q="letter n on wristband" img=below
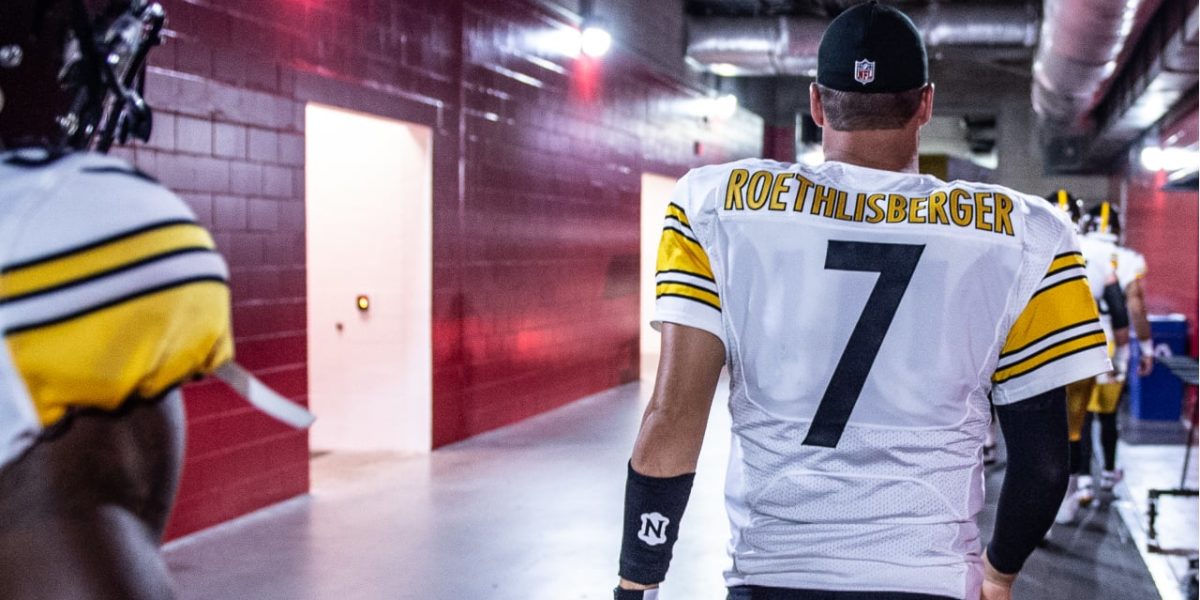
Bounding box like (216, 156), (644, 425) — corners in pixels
(618, 461), (695, 584)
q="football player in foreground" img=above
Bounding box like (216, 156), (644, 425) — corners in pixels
(0, 2), (231, 598)
(614, 3), (1111, 599)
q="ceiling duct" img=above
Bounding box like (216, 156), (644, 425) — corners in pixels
(1031, 0), (1144, 128)
(687, 4), (1041, 77)
(1040, 0), (1198, 172)
(1087, 0), (1198, 163)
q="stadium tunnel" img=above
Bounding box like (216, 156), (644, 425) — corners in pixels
(1, 0), (1196, 598)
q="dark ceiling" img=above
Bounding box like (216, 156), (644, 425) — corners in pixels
(686, 0), (1034, 18)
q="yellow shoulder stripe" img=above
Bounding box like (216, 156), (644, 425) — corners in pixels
(7, 280), (233, 426)
(1000, 277), (1099, 354)
(657, 228), (714, 280)
(1046, 252), (1085, 275)
(666, 203), (690, 227)
(656, 282), (720, 311)
(0, 222), (215, 301)
(993, 331), (1107, 384)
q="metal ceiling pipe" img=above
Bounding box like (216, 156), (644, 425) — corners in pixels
(686, 4), (1040, 77)
(1031, 0), (1143, 126)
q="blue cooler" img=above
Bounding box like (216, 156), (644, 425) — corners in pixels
(1127, 314), (1189, 421)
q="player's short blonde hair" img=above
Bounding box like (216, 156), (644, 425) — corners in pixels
(816, 84), (926, 131)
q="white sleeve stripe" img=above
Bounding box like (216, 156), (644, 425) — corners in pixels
(1, 252), (228, 334)
(997, 320), (1106, 368)
(1037, 267), (1086, 291)
(655, 272), (718, 293)
(663, 222), (700, 244)
(993, 348), (1112, 405)
(656, 268), (715, 283)
(994, 340), (1110, 385)
(664, 214), (695, 234)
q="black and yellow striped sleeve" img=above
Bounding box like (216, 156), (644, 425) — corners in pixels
(992, 250), (1111, 403)
(652, 198), (724, 343)
(0, 219), (233, 427)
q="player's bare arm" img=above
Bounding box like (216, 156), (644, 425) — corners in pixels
(617, 323), (724, 593)
(1125, 279), (1154, 376)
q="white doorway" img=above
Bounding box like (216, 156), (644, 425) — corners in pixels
(640, 173), (680, 381)
(305, 103), (432, 454)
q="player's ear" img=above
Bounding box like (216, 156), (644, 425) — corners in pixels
(810, 83), (826, 127)
(915, 83), (935, 127)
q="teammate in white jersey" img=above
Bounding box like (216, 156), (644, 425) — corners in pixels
(1047, 192), (1127, 522)
(1079, 202), (1154, 495)
(0, 2), (233, 598)
(614, 4), (1110, 600)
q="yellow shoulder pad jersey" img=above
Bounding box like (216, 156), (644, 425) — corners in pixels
(0, 150), (233, 469)
(652, 158), (1111, 599)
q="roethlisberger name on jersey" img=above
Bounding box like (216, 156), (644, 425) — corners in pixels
(723, 169), (1015, 236)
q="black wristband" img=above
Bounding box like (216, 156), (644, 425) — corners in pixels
(618, 461), (695, 585)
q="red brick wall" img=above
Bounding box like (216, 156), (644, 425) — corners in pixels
(108, 0), (760, 538)
(1118, 106), (1199, 356)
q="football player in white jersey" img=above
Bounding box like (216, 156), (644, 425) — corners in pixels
(1078, 202), (1153, 495)
(613, 3), (1110, 600)
(0, 2), (233, 598)
(1045, 192), (1127, 522)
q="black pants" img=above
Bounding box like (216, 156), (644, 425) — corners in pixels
(728, 586), (957, 600)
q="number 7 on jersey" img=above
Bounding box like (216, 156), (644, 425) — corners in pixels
(803, 241), (925, 448)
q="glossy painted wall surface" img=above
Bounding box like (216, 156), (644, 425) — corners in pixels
(1118, 106), (1199, 356)
(110, 0), (760, 538)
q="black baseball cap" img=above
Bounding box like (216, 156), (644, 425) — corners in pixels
(817, 1), (928, 93)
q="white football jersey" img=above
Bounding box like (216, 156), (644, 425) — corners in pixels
(0, 149), (233, 472)
(652, 158), (1111, 599)
(1078, 234), (1122, 339)
(1115, 245), (1147, 291)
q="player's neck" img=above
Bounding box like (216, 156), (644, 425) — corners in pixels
(820, 129), (920, 173)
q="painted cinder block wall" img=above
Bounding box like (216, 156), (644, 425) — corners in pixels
(112, 0), (760, 539)
(1118, 105), (1199, 357)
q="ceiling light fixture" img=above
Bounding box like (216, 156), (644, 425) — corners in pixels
(580, 20), (612, 58)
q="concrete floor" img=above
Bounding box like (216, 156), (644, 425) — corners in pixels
(164, 378), (1169, 600)
(1110, 437), (1199, 600)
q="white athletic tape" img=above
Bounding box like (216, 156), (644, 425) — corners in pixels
(215, 362), (315, 429)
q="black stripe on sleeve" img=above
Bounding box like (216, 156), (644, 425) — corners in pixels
(655, 292), (721, 312)
(998, 329), (1108, 370)
(664, 214), (694, 233)
(1030, 274), (1088, 300)
(998, 317), (1103, 359)
(656, 279), (718, 297)
(0, 247), (219, 306)
(655, 268), (715, 283)
(661, 227), (704, 251)
(1043, 263), (1086, 279)
(993, 341), (1108, 385)
(2, 219), (199, 274)
(4, 276), (228, 336)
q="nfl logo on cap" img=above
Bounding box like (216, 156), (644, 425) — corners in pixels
(854, 59), (875, 85)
